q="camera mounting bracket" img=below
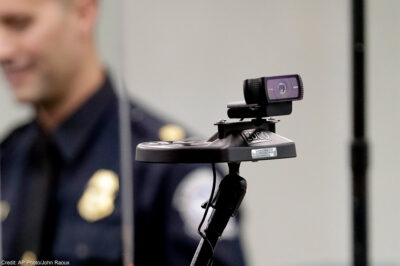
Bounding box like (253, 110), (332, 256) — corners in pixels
(136, 118), (296, 163)
(227, 101), (293, 119)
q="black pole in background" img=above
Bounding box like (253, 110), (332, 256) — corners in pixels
(351, 0), (369, 266)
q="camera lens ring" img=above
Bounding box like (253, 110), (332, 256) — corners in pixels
(278, 82), (287, 95)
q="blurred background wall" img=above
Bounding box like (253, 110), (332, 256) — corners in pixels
(0, 0), (399, 265)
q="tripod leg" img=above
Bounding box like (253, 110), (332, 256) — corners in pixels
(191, 163), (247, 266)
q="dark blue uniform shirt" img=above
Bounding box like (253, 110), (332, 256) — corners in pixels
(0, 77), (245, 265)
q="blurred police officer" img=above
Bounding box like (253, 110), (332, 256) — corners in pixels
(0, 0), (245, 265)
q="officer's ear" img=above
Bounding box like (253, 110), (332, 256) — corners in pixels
(70, 0), (99, 38)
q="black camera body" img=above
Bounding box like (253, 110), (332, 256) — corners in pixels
(228, 74), (303, 118)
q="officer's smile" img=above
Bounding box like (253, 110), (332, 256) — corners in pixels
(2, 60), (35, 87)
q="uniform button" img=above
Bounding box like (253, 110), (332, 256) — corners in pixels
(21, 251), (37, 266)
(1, 201), (10, 222)
(159, 124), (186, 141)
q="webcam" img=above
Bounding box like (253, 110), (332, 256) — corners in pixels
(228, 74), (303, 118)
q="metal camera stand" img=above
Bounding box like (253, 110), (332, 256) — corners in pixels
(136, 116), (298, 265)
(190, 161), (246, 266)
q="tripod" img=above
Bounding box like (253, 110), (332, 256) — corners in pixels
(190, 162), (246, 266)
(137, 117), (298, 265)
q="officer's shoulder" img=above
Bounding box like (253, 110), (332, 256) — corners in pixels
(0, 121), (34, 153)
(129, 99), (188, 142)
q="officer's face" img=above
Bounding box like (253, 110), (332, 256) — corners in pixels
(0, 0), (84, 105)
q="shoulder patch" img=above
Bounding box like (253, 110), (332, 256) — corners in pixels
(77, 169), (119, 222)
(172, 168), (238, 240)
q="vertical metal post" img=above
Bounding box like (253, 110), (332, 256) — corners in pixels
(351, 0), (369, 265)
(191, 162), (246, 266)
(117, 0), (135, 265)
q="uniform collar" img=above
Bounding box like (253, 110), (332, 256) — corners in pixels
(48, 76), (117, 163)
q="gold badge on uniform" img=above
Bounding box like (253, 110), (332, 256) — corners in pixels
(159, 124), (186, 141)
(78, 170), (119, 222)
(1, 201), (10, 222)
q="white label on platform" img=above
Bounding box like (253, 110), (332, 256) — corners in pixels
(251, 147), (277, 159)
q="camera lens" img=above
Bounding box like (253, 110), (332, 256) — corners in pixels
(278, 82), (287, 95)
(244, 74), (302, 104)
